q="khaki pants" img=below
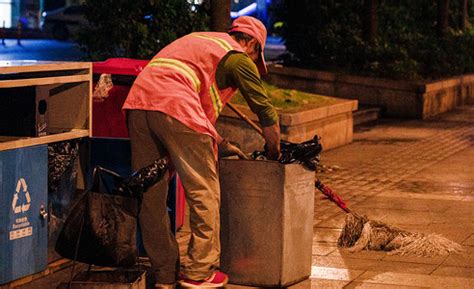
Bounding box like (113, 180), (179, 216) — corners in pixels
(127, 110), (220, 282)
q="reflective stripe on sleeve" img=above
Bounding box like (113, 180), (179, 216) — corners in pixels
(209, 82), (223, 118)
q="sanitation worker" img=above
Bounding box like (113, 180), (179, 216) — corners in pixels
(123, 16), (280, 289)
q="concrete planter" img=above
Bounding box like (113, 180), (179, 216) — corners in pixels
(264, 64), (474, 119)
(216, 95), (357, 153)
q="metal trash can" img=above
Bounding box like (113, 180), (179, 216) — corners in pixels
(220, 159), (314, 287)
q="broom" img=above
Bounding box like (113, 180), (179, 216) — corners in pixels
(227, 103), (463, 257)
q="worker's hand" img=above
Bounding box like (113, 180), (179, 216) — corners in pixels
(262, 123), (281, 160)
(218, 139), (249, 159)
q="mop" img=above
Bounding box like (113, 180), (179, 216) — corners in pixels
(315, 181), (463, 257)
(227, 103), (463, 257)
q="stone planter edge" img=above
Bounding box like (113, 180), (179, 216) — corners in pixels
(218, 96), (357, 150)
(221, 98), (358, 127)
(265, 64), (474, 119)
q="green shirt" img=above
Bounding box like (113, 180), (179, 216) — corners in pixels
(216, 51), (278, 127)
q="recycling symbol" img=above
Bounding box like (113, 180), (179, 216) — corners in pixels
(12, 178), (31, 214)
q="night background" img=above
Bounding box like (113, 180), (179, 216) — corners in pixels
(0, 1), (473, 289)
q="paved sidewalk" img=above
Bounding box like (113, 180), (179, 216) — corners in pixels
(9, 105), (473, 288)
(307, 105), (474, 288)
(177, 106), (473, 288)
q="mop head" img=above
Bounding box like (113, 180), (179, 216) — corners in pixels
(338, 213), (463, 257)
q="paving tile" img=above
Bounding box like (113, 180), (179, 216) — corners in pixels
(274, 278), (350, 289)
(358, 183), (378, 191)
(312, 256), (437, 274)
(313, 243), (337, 256)
(310, 266), (364, 281)
(353, 270), (474, 288)
(442, 203), (474, 217)
(462, 234), (474, 246)
(315, 213), (346, 229)
(429, 211), (474, 225)
(315, 201), (341, 213)
(381, 252), (447, 265)
(353, 175), (367, 181)
(329, 179), (346, 185)
(431, 265), (474, 278)
(313, 215), (333, 224)
(329, 248), (386, 260)
(346, 195), (369, 204)
(407, 149), (474, 184)
(425, 225), (473, 244)
(227, 282), (319, 289)
(462, 195), (474, 201)
(393, 182), (473, 198)
(344, 281), (429, 288)
(314, 208), (332, 216)
(308, 279), (350, 289)
(313, 228), (341, 243)
(314, 201), (332, 209)
(227, 283), (314, 289)
(442, 246), (474, 268)
(368, 186), (387, 193)
(378, 189), (465, 201)
(351, 196), (452, 212)
(355, 209), (435, 226)
(374, 177), (389, 183)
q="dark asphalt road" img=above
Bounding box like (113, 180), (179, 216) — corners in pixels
(0, 39), (85, 61)
(0, 37), (285, 62)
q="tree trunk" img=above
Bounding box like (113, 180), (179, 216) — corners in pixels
(210, 0), (231, 32)
(460, 0), (470, 30)
(437, 0), (450, 35)
(363, 0), (378, 43)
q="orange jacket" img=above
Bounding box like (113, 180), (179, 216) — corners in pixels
(123, 32), (244, 143)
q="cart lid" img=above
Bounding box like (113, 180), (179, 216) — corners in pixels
(93, 58), (149, 76)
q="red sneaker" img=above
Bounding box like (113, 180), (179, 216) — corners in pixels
(178, 271), (228, 288)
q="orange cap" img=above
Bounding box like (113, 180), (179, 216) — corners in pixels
(229, 16), (267, 75)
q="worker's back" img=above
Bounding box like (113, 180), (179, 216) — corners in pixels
(123, 32), (243, 140)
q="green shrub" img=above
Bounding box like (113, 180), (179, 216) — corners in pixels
(77, 0), (209, 60)
(277, 0), (474, 80)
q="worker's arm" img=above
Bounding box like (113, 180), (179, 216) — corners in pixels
(216, 52), (280, 159)
(262, 123), (280, 160)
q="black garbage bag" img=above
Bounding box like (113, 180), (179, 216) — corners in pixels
(55, 158), (169, 267)
(251, 135), (323, 171)
(279, 135), (323, 170)
(114, 158), (169, 199)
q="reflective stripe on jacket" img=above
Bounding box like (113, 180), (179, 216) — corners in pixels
(123, 32), (244, 143)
